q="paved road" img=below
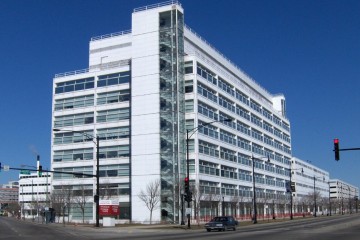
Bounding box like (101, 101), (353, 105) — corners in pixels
(1, 214), (360, 240)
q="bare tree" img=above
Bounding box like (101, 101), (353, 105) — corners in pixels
(204, 192), (221, 220)
(191, 182), (203, 225)
(50, 186), (71, 223)
(229, 195), (241, 218)
(138, 180), (161, 224)
(73, 185), (91, 223)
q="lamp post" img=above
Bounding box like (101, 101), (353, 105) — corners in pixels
(341, 184), (344, 215)
(313, 175), (324, 217)
(185, 118), (231, 228)
(53, 129), (100, 227)
(347, 185), (351, 214)
(289, 168), (303, 220)
(251, 154), (270, 224)
(328, 181), (332, 216)
(222, 196), (225, 216)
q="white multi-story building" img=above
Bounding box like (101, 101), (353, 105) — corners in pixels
(329, 179), (359, 214)
(291, 157), (330, 216)
(52, 1), (343, 224)
(19, 172), (51, 219)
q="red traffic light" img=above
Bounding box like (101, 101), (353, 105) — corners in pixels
(184, 177), (189, 183)
(334, 138), (340, 161)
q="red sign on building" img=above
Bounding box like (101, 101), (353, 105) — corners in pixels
(99, 205), (120, 216)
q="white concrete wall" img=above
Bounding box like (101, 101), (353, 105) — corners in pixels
(130, 7), (161, 223)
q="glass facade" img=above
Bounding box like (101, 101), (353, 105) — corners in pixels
(159, 9), (185, 223)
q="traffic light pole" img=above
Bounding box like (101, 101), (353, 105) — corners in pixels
(184, 119), (232, 228)
(333, 138), (360, 161)
(186, 129), (190, 229)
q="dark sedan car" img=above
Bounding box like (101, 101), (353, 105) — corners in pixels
(204, 216), (238, 232)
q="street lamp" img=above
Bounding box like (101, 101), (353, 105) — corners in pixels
(251, 154), (270, 224)
(289, 168), (303, 220)
(328, 181), (332, 216)
(313, 175), (325, 217)
(185, 118), (231, 228)
(53, 128), (100, 227)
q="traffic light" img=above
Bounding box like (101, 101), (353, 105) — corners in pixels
(38, 165), (42, 177)
(334, 138), (340, 161)
(184, 192), (192, 202)
(184, 177), (190, 194)
(290, 181), (296, 192)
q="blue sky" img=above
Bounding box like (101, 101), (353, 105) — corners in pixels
(0, 0), (359, 188)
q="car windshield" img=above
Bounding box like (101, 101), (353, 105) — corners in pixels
(212, 217), (228, 222)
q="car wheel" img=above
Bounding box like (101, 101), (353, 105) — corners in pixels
(207, 229), (211, 232)
(233, 226), (236, 231)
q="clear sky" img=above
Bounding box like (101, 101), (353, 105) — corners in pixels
(0, 0), (359, 188)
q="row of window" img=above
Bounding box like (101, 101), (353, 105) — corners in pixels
(54, 90), (130, 111)
(197, 85), (291, 145)
(199, 181), (288, 198)
(198, 157), (289, 181)
(192, 63), (290, 132)
(197, 119), (292, 163)
(53, 145), (130, 162)
(55, 71), (130, 94)
(53, 165), (129, 179)
(196, 139), (290, 174)
(54, 108), (129, 128)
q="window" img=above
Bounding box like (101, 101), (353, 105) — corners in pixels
(238, 153), (251, 166)
(218, 78), (235, 96)
(54, 112), (94, 128)
(237, 137), (251, 151)
(55, 77), (94, 94)
(220, 147), (237, 162)
(185, 61), (193, 74)
(97, 90), (130, 105)
(198, 120), (218, 139)
(220, 130), (236, 146)
(250, 100), (262, 114)
(97, 71), (130, 87)
(198, 101), (218, 120)
(55, 95), (94, 111)
(54, 130), (93, 145)
(251, 129), (263, 142)
(218, 95), (235, 113)
(99, 164), (129, 177)
(97, 108), (129, 123)
(251, 114), (262, 128)
(99, 145), (130, 159)
(237, 121), (251, 136)
(235, 90), (249, 106)
(97, 127), (129, 140)
(185, 80), (193, 93)
(53, 166), (93, 179)
(197, 83), (217, 103)
(197, 64), (217, 85)
(53, 148), (93, 162)
(199, 140), (219, 158)
(236, 105), (250, 121)
(199, 160), (219, 176)
(185, 100), (194, 113)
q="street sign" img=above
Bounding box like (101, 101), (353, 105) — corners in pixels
(20, 170), (31, 175)
(3, 165), (9, 171)
(185, 208), (191, 215)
